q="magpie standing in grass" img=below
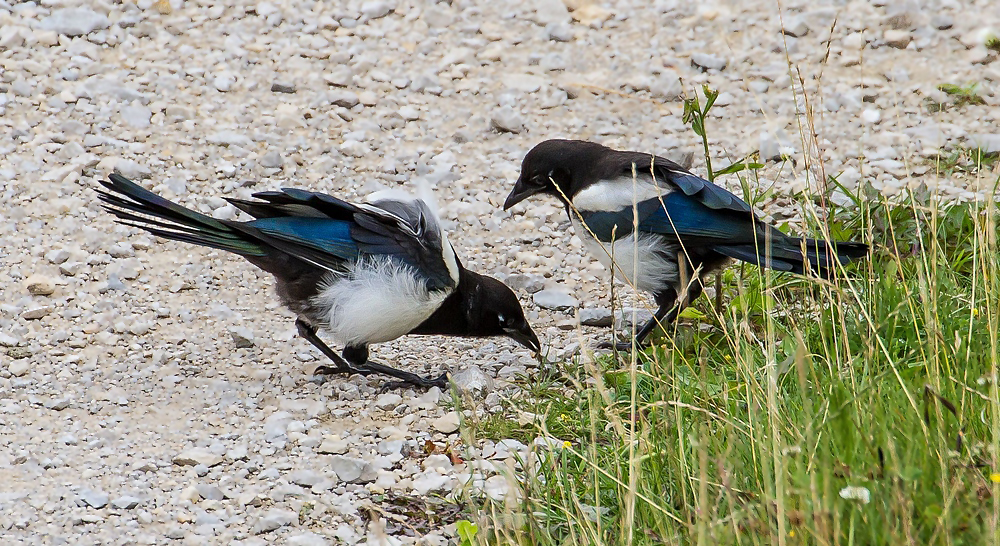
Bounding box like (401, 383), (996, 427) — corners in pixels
(503, 139), (868, 350)
(98, 173), (540, 389)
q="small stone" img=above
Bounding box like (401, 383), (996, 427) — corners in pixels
(504, 274), (546, 294)
(323, 66), (354, 87)
(579, 308), (612, 327)
(213, 74), (235, 92)
(79, 488), (109, 509)
(38, 8), (110, 37)
(317, 436), (349, 454)
(884, 12), (913, 30)
(251, 509), (297, 534)
(172, 449), (224, 468)
(287, 532), (331, 546)
(46, 249), (71, 264)
(11, 80), (32, 97)
(129, 322), (150, 336)
(115, 159), (152, 180)
(534, 0), (570, 25)
(361, 1), (394, 19)
(375, 393), (402, 409)
(533, 289), (578, 311)
(329, 90), (360, 108)
(650, 74), (682, 100)
(0, 333), (19, 347)
(0, 26), (25, 49)
(931, 15), (953, 30)
(179, 486), (201, 503)
(328, 455), (372, 483)
(165, 106), (192, 121)
(546, 23), (573, 42)
(259, 149), (283, 169)
(432, 411), (461, 434)
(194, 484), (224, 501)
(782, 17), (809, 37)
(25, 275), (55, 296)
(8, 360), (30, 377)
(7, 347), (33, 360)
(412, 472), (452, 495)
(484, 475), (513, 501)
(490, 106), (524, 134)
(22, 306), (53, 320)
(121, 104), (151, 129)
(398, 105), (420, 121)
(451, 366), (494, 395)
(44, 398), (71, 411)
(690, 53), (728, 71)
(288, 470), (323, 487)
(112, 496), (141, 510)
(883, 30), (911, 49)
(59, 262), (83, 276)
(861, 108), (881, 124)
(570, 4), (612, 26)
(207, 131), (252, 147)
(271, 82), (296, 93)
(969, 134), (1000, 154)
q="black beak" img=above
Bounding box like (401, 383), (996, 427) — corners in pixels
(503, 177), (540, 211)
(504, 325), (541, 353)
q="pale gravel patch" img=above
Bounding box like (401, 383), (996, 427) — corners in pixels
(1, 0), (998, 543)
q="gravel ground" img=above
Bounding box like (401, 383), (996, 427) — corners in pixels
(1, 0), (998, 543)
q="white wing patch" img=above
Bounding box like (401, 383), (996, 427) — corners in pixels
(362, 187), (460, 287)
(312, 256), (452, 346)
(571, 175), (671, 212)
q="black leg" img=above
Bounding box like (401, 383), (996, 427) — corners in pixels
(296, 319), (448, 390)
(600, 280), (705, 352)
(598, 291), (675, 352)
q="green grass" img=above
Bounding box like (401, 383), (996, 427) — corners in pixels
(461, 182), (1000, 545)
(929, 147), (1000, 178)
(926, 83), (986, 113)
(457, 87), (1000, 545)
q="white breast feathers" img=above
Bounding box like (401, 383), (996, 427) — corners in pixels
(573, 217), (679, 294)
(312, 257), (452, 346)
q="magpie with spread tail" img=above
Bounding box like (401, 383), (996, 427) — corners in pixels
(98, 173), (539, 389)
(503, 139), (868, 350)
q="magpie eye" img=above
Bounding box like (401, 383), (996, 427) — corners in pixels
(497, 313), (507, 326)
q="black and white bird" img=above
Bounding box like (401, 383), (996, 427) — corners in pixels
(98, 173), (539, 389)
(503, 139), (868, 350)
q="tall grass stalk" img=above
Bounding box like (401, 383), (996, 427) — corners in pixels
(460, 65), (1000, 546)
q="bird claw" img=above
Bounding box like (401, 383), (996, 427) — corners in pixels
(596, 340), (641, 352)
(380, 372), (450, 392)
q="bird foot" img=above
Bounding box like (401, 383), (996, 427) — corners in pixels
(379, 372), (450, 392)
(596, 340), (643, 352)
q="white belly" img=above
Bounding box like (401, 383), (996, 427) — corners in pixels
(573, 218), (678, 294)
(311, 257), (451, 346)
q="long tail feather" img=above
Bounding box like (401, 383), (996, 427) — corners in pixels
(715, 236), (868, 279)
(98, 174), (267, 257)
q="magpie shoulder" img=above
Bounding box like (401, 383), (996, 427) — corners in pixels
(595, 150), (754, 215)
(352, 195), (461, 294)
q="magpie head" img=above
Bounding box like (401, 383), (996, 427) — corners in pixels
(503, 139), (591, 210)
(465, 274), (541, 353)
